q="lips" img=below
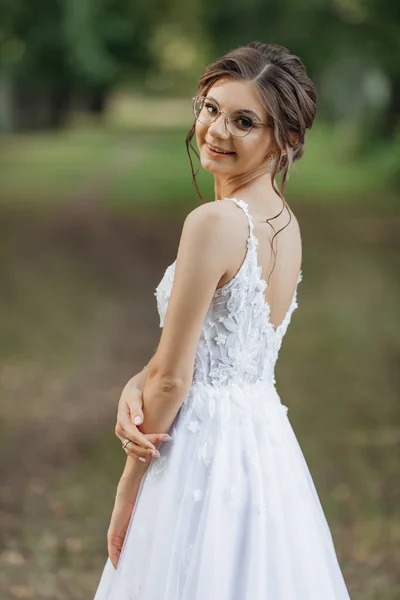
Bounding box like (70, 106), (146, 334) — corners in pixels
(206, 142), (235, 155)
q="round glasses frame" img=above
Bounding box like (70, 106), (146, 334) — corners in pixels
(192, 95), (274, 138)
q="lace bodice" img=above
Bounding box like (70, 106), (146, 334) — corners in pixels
(154, 198), (302, 388)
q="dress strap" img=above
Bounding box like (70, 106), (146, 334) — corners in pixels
(225, 197), (257, 246)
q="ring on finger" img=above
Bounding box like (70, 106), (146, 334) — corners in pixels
(122, 438), (132, 450)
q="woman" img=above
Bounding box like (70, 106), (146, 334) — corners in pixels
(94, 42), (352, 599)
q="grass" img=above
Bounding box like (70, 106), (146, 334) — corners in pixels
(0, 97), (399, 209)
(0, 128), (122, 204)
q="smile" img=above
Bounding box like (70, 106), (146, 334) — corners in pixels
(206, 143), (235, 156)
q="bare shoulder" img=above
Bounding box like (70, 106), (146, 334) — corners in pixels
(176, 200), (241, 284)
(182, 200), (238, 243)
(281, 204), (303, 267)
(185, 199), (237, 225)
(287, 204), (301, 230)
(286, 206), (302, 242)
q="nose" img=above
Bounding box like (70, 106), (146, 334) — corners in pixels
(207, 112), (230, 139)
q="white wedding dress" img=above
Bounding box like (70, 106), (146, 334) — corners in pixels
(94, 198), (351, 599)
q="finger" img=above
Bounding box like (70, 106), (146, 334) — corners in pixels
(131, 411), (144, 426)
(116, 426), (159, 457)
(111, 552), (119, 570)
(123, 440), (160, 460)
(145, 433), (173, 446)
(122, 432), (172, 455)
(108, 545), (119, 570)
(117, 402), (157, 451)
(115, 415), (157, 453)
(126, 389), (144, 427)
(117, 401), (171, 451)
(116, 430), (172, 460)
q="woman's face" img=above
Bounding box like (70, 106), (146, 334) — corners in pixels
(195, 78), (275, 178)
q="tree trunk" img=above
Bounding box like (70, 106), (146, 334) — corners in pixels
(383, 72), (400, 139)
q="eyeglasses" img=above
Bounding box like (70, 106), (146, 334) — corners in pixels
(192, 95), (274, 138)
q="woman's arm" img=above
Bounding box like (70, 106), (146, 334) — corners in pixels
(131, 360), (151, 393)
(115, 202), (232, 485)
(115, 357), (172, 461)
(134, 203), (232, 438)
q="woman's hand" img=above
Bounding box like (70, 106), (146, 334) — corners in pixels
(115, 377), (172, 463)
(107, 481), (140, 570)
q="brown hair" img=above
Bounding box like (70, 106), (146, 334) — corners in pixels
(185, 42), (317, 279)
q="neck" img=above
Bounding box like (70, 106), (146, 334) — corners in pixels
(214, 170), (275, 202)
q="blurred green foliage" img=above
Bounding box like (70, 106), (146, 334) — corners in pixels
(0, 115), (398, 210)
(0, 0), (399, 139)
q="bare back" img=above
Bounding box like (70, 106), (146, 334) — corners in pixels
(216, 197), (302, 331)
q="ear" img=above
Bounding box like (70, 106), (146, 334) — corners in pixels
(289, 131), (300, 146)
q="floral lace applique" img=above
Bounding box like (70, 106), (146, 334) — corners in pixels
(197, 436), (216, 467)
(191, 388), (216, 421)
(188, 420), (201, 433)
(146, 455), (167, 482)
(154, 197), (303, 388)
(192, 489), (203, 502)
(257, 503), (267, 516)
(208, 363), (232, 386)
(126, 577), (142, 600)
(224, 485), (238, 505)
(218, 315), (238, 334)
(181, 543), (194, 574)
(214, 333), (227, 346)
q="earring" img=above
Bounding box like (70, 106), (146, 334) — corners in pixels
(267, 154), (275, 174)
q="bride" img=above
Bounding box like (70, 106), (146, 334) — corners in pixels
(94, 42), (352, 599)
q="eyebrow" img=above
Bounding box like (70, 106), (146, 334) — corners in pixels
(207, 95), (263, 121)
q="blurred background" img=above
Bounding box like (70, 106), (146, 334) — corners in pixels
(0, 0), (399, 598)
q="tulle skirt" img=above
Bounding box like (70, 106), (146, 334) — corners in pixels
(94, 379), (351, 599)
